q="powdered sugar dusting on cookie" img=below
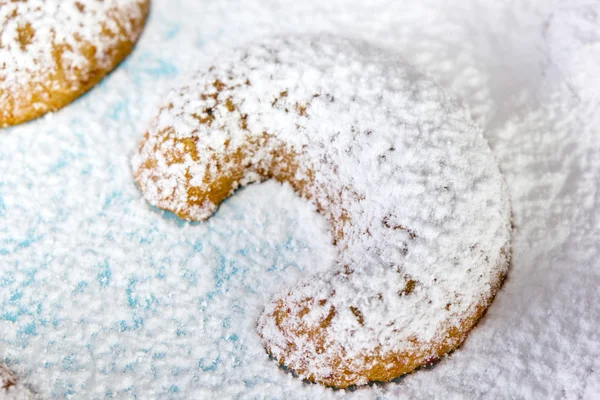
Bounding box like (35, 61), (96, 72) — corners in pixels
(133, 35), (511, 385)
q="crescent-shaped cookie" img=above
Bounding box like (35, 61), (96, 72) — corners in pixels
(132, 35), (511, 388)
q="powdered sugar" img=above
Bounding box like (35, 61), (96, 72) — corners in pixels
(0, 0), (599, 398)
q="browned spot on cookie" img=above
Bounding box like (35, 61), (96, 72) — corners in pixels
(192, 108), (215, 126)
(141, 158), (157, 171)
(271, 90), (288, 107)
(225, 97), (235, 112)
(295, 102), (308, 117)
(16, 22), (35, 51)
(320, 306), (336, 329)
(350, 306), (365, 326)
(100, 21), (118, 39)
(239, 114), (248, 130)
(399, 279), (416, 296)
(382, 215), (417, 239)
(200, 92), (217, 101)
(272, 300), (289, 328)
(213, 79), (226, 91)
(179, 137), (199, 161)
(298, 306), (310, 319)
(381, 215), (393, 228)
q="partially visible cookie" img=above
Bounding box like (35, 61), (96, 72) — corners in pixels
(0, 364), (17, 392)
(0, 0), (150, 127)
(0, 364), (34, 399)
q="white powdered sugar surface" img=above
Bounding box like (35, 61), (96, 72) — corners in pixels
(0, 0), (599, 399)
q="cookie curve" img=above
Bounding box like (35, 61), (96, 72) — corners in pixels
(258, 247), (511, 388)
(0, 0), (150, 128)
